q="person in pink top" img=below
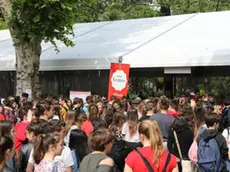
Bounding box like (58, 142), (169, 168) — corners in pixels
(33, 133), (64, 172)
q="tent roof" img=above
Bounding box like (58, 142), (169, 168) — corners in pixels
(0, 11), (230, 71)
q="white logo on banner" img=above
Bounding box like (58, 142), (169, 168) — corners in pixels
(111, 70), (127, 91)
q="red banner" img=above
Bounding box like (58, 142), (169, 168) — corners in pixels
(108, 63), (130, 100)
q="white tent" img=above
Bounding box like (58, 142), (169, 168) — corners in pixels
(0, 11), (230, 71)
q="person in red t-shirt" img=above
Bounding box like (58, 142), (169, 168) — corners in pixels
(124, 120), (178, 172)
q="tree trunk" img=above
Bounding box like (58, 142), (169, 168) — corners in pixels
(13, 40), (42, 99)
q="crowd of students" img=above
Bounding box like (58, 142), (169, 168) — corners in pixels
(0, 92), (229, 172)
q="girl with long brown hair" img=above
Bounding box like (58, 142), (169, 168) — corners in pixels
(124, 120), (178, 172)
(33, 133), (64, 172)
(121, 109), (140, 144)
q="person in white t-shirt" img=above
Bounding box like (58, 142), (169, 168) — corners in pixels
(222, 128), (230, 148)
(122, 109), (140, 143)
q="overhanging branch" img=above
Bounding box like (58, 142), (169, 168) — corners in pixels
(0, 0), (12, 19)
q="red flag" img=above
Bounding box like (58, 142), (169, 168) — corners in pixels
(108, 63), (130, 100)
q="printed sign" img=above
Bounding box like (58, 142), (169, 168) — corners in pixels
(69, 91), (91, 102)
(108, 63), (130, 100)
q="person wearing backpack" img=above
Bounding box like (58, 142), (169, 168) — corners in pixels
(124, 120), (178, 172)
(197, 113), (229, 172)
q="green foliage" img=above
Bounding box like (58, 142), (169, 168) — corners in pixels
(0, 18), (8, 30)
(76, 0), (158, 22)
(156, 0), (230, 15)
(10, 0), (78, 48)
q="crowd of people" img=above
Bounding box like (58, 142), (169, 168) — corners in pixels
(0, 92), (230, 172)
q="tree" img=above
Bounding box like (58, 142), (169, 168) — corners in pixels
(75, 0), (157, 22)
(0, 0), (77, 98)
(155, 0), (230, 16)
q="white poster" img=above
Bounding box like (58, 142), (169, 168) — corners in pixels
(69, 91), (91, 102)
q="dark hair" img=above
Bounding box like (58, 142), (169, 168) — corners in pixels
(170, 99), (178, 111)
(33, 133), (61, 164)
(172, 116), (190, 133)
(110, 111), (126, 129)
(35, 100), (51, 117)
(110, 95), (117, 101)
(88, 104), (99, 122)
(146, 102), (154, 111)
(88, 128), (114, 152)
(3, 99), (11, 107)
(22, 93), (29, 98)
(194, 107), (206, 129)
(49, 119), (66, 133)
(0, 136), (13, 163)
(27, 119), (43, 136)
(73, 98), (81, 105)
(0, 120), (13, 138)
(59, 95), (66, 102)
(104, 105), (115, 127)
(205, 113), (220, 128)
(181, 104), (197, 132)
(159, 98), (169, 110)
(92, 117), (107, 131)
(127, 108), (139, 136)
(86, 96), (93, 104)
(69, 129), (90, 166)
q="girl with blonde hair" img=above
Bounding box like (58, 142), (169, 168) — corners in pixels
(124, 120), (178, 172)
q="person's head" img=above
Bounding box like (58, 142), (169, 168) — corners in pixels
(169, 99), (178, 111)
(36, 100), (53, 120)
(110, 111), (126, 129)
(49, 119), (66, 139)
(127, 108), (139, 136)
(88, 128), (114, 154)
(69, 129), (90, 163)
(158, 98), (169, 111)
(145, 101), (154, 113)
(214, 105), (222, 115)
(205, 113), (220, 129)
(92, 117), (107, 131)
(59, 95), (66, 106)
(3, 99), (11, 107)
(172, 115), (190, 133)
(0, 120), (15, 139)
(33, 133), (64, 164)
(0, 136), (14, 164)
(110, 95), (117, 103)
(67, 99), (72, 108)
(138, 120), (164, 164)
(152, 97), (159, 113)
(22, 93), (29, 102)
(73, 98), (81, 108)
(18, 101), (33, 121)
(86, 96), (93, 104)
(97, 101), (104, 114)
(208, 95), (214, 102)
(88, 104), (99, 122)
(26, 119), (43, 142)
(131, 98), (141, 109)
(112, 99), (122, 111)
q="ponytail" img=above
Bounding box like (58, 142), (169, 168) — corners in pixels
(138, 120), (164, 165)
(33, 135), (45, 164)
(33, 133), (59, 164)
(149, 121), (164, 165)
